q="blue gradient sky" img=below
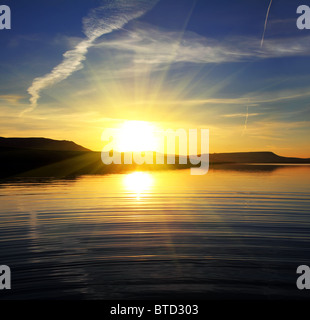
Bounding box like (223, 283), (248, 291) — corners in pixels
(0, 0), (309, 156)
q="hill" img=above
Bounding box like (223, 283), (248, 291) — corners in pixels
(0, 137), (90, 152)
(0, 138), (309, 178)
(209, 151), (310, 164)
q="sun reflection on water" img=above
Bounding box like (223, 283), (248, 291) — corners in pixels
(123, 172), (154, 199)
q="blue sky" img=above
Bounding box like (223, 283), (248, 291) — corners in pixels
(0, 0), (309, 156)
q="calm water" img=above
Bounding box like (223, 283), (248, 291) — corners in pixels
(0, 165), (310, 300)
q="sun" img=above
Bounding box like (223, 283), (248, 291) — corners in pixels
(115, 120), (159, 152)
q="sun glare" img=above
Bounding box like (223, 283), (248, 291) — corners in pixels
(124, 172), (154, 199)
(115, 121), (159, 152)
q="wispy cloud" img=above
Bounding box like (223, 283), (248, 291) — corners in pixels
(95, 23), (310, 66)
(96, 25), (246, 65)
(26, 0), (158, 113)
(222, 112), (261, 118)
(0, 94), (24, 104)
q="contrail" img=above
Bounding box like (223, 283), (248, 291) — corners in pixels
(260, 0), (273, 48)
(242, 101), (250, 136)
(25, 0), (158, 114)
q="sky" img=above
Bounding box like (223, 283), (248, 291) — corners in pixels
(0, 0), (310, 157)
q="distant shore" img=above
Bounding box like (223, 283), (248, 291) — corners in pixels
(0, 137), (309, 178)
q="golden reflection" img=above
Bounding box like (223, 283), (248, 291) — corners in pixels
(123, 172), (154, 199)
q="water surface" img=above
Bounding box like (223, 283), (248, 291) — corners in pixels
(0, 165), (310, 299)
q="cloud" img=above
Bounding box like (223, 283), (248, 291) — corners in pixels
(0, 94), (24, 104)
(222, 113), (261, 118)
(26, 0), (158, 113)
(95, 23), (310, 66)
(96, 25), (245, 65)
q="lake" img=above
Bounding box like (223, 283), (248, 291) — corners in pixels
(0, 165), (310, 299)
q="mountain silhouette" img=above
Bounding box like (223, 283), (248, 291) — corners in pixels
(209, 151), (310, 164)
(0, 137), (309, 178)
(0, 137), (90, 152)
